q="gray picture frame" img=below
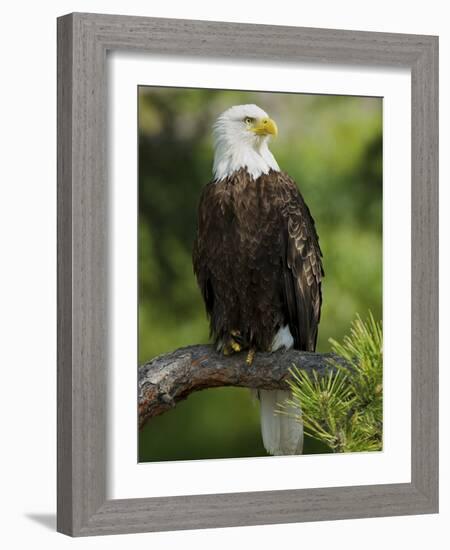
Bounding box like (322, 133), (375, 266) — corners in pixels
(57, 12), (439, 536)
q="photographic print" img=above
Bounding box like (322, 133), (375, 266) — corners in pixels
(57, 15), (438, 534)
(138, 86), (382, 462)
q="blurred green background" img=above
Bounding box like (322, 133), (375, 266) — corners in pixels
(138, 87), (382, 462)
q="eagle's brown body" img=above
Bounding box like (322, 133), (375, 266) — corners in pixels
(193, 168), (324, 354)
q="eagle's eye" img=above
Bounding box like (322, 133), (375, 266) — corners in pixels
(244, 117), (254, 125)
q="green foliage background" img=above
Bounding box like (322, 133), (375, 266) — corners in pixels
(138, 87), (382, 462)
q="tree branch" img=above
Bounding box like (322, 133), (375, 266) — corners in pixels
(139, 344), (345, 429)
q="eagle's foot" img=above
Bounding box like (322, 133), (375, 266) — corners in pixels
(229, 330), (243, 352)
(230, 340), (241, 353)
(222, 342), (240, 355)
(222, 331), (243, 355)
(246, 348), (256, 366)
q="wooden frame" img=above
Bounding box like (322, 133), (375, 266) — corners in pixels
(57, 12), (439, 536)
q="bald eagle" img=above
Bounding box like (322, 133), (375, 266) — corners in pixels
(193, 104), (324, 455)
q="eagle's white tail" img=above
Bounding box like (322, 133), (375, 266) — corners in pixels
(259, 389), (303, 455)
(256, 325), (304, 455)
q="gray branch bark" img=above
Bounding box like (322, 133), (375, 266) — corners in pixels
(139, 344), (345, 429)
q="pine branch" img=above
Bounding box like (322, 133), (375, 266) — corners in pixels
(138, 345), (347, 429)
(279, 312), (383, 453)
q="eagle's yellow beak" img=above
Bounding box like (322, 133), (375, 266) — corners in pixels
(252, 117), (278, 137)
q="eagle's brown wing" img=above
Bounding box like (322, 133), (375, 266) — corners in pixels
(278, 173), (324, 352)
(192, 182), (215, 319)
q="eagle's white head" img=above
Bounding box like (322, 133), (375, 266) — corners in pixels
(212, 104), (280, 181)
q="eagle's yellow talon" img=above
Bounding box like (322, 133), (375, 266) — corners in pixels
(246, 348), (255, 366)
(230, 340), (241, 352)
